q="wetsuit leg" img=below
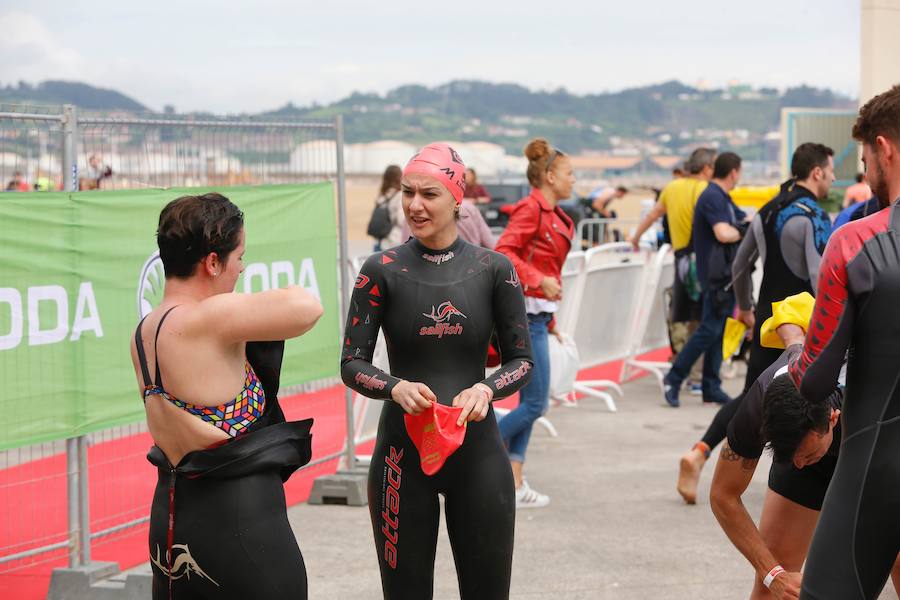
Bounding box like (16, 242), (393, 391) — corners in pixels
(150, 470), (307, 600)
(443, 412), (515, 600)
(699, 391), (745, 449)
(801, 423), (900, 599)
(368, 412), (440, 600)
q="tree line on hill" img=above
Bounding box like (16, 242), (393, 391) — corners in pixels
(0, 79), (853, 154)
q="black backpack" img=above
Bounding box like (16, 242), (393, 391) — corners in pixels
(366, 198), (393, 239)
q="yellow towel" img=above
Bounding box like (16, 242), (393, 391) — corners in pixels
(759, 292), (816, 349)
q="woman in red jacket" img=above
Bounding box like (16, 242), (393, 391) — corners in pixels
(495, 138), (575, 508)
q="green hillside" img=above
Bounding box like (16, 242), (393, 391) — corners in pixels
(0, 79), (853, 155)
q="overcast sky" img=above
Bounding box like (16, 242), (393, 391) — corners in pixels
(1, 0), (860, 114)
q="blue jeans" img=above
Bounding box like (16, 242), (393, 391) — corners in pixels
(498, 313), (550, 463)
(666, 290), (733, 399)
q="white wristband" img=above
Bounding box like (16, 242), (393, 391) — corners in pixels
(763, 565), (785, 588)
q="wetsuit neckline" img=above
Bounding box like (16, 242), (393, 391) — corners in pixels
(412, 236), (464, 259)
(781, 180), (818, 202)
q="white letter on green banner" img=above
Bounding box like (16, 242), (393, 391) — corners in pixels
(0, 288), (24, 351)
(27, 285), (68, 346)
(70, 282), (103, 341)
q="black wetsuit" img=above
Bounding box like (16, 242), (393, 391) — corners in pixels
(341, 237), (533, 600)
(791, 204), (900, 599)
(739, 182), (831, 389)
(726, 345), (840, 511)
(135, 320), (312, 600)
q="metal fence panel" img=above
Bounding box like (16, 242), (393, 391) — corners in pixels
(0, 106), (350, 596)
(0, 105), (65, 193)
(76, 114), (338, 190)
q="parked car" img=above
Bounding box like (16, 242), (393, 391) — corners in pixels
(477, 181), (532, 229)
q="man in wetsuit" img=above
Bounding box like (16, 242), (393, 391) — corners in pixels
(677, 144), (835, 502)
(341, 143), (533, 600)
(734, 143), (834, 389)
(710, 293), (838, 600)
(791, 84), (900, 599)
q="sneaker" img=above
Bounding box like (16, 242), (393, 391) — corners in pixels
(703, 390), (732, 405)
(663, 380), (680, 408)
(689, 383), (702, 396)
(515, 481), (550, 509)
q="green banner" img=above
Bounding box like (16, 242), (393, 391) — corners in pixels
(0, 184), (339, 449)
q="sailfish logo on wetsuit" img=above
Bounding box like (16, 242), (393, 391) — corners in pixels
(420, 301), (467, 337)
(150, 544), (220, 587)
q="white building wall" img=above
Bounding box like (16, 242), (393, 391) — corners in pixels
(861, 0), (900, 105)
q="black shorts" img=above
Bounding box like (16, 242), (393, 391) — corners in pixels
(767, 454), (837, 511)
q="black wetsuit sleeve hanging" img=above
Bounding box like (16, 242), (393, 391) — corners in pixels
(341, 255), (403, 400)
(246, 340), (287, 425)
(478, 254), (534, 398)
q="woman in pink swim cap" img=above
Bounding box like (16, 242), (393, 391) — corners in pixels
(341, 142), (534, 599)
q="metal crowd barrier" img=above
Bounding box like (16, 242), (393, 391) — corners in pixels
(576, 218), (641, 249)
(558, 243), (651, 411)
(619, 246), (675, 388)
(0, 106), (354, 593)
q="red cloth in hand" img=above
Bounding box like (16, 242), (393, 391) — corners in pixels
(403, 403), (467, 475)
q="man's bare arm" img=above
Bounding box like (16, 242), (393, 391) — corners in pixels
(628, 200), (667, 249)
(710, 443), (781, 579)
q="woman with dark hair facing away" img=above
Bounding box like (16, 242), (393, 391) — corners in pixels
(341, 143), (534, 599)
(372, 164), (405, 250)
(495, 138), (575, 508)
(130, 193), (323, 600)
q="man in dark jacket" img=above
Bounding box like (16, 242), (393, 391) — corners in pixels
(664, 152), (745, 407)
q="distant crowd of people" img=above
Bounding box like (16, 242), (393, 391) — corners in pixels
(3, 154), (112, 193)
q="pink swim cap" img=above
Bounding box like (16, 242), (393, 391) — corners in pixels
(402, 143), (467, 205)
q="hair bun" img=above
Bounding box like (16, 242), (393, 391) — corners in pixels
(524, 138), (551, 162)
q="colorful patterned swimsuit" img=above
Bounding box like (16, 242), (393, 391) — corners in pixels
(135, 306), (265, 439)
(136, 309), (310, 599)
